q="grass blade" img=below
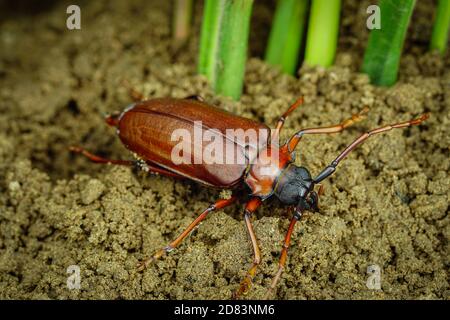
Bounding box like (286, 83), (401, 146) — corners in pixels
(198, 0), (222, 82)
(173, 0), (193, 48)
(265, 0), (309, 75)
(430, 0), (450, 54)
(362, 0), (416, 86)
(198, 0), (254, 100)
(304, 0), (341, 67)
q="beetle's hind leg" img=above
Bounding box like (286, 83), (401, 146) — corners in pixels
(69, 146), (133, 166)
(69, 146), (183, 178)
(136, 195), (238, 271)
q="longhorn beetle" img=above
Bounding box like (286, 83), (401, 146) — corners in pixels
(71, 92), (429, 299)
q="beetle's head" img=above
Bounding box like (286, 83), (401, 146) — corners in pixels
(274, 164), (319, 212)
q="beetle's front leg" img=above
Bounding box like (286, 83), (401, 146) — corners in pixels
(136, 195), (238, 271)
(233, 197), (262, 299)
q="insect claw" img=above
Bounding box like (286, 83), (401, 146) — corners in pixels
(136, 259), (151, 272)
(263, 288), (274, 300)
(318, 184), (325, 196)
(412, 112), (430, 124)
(233, 276), (252, 299)
(136, 247), (170, 271)
(361, 106), (370, 114)
(69, 146), (82, 153)
(353, 106), (369, 121)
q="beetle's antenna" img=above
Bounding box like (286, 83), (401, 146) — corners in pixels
(285, 107), (368, 153)
(313, 113), (430, 183)
(271, 97), (304, 144)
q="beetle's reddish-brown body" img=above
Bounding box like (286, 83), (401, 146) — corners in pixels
(71, 94), (428, 299)
(117, 98), (269, 188)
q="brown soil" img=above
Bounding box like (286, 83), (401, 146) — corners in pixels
(0, 0), (448, 299)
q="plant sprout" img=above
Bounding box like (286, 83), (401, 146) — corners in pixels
(198, 0), (254, 100)
(362, 0), (416, 86)
(304, 0), (341, 67)
(265, 0), (309, 75)
(430, 0), (450, 54)
(173, 0), (193, 48)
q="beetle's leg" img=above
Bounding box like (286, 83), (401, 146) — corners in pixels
(263, 212), (300, 300)
(69, 146), (134, 166)
(136, 195), (239, 271)
(285, 107), (369, 152)
(313, 113), (430, 183)
(316, 183), (325, 196)
(70, 146), (183, 178)
(184, 95), (205, 102)
(271, 97), (304, 144)
(233, 197), (263, 299)
(121, 79), (146, 101)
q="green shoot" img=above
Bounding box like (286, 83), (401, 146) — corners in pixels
(265, 0), (309, 75)
(430, 0), (450, 54)
(173, 0), (193, 48)
(362, 0), (416, 86)
(198, 0), (221, 81)
(304, 0), (341, 67)
(198, 0), (254, 100)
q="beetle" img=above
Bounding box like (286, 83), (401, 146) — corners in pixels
(70, 92), (429, 299)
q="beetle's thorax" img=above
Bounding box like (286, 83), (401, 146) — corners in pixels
(244, 145), (293, 199)
(273, 164), (314, 206)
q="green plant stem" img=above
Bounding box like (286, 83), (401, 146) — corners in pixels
(198, 0), (221, 81)
(430, 0), (450, 54)
(198, 0), (254, 100)
(362, 0), (416, 86)
(304, 0), (341, 67)
(265, 0), (309, 75)
(173, 0), (193, 47)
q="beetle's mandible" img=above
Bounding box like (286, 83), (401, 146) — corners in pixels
(71, 93), (429, 299)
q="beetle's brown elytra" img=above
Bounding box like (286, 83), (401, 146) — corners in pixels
(71, 93), (429, 299)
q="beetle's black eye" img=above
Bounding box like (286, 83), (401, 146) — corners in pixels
(307, 191), (319, 212)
